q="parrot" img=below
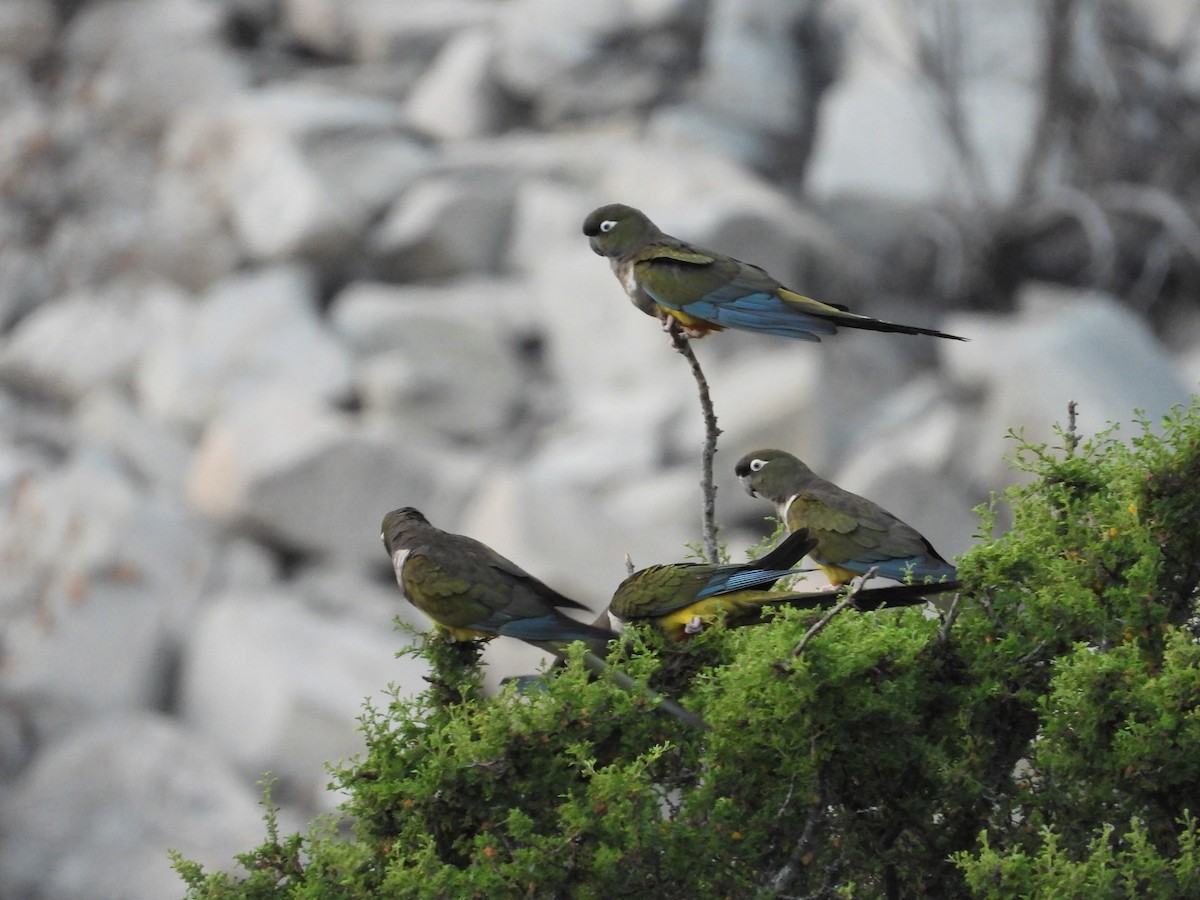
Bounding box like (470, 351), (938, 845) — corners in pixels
(381, 507), (706, 728)
(734, 450), (959, 588)
(609, 529), (957, 639)
(609, 528), (818, 640)
(582, 203), (966, 342)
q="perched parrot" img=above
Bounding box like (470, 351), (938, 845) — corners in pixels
(583, 203), (966, 342)
(609, 529), (957, 639)
(381, 507), (706, 728)
(609, 528), (819, 640)
(735, 450), (959, 588)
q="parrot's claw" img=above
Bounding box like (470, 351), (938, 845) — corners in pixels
(684, 615), (706, 636)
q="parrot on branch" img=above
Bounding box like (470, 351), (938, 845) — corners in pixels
(583, 203), (966, 343)
(734, 450), (959, 589)
(382, 507), (706, 728)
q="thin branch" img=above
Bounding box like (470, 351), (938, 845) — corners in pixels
(759, 791), (826, 898)
(1066, 399), (1079, 455)
(667, 321), (722, 565)
(937, 592), (962, 643)
(791, 567), (880, 658)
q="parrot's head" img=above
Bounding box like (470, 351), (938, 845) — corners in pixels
(583, 203), (658, 260)
(381, 507), (430, 552)
(735, 449), (816, 503)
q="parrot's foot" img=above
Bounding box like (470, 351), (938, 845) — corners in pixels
(659, 316), (705, 340)
(684, 615), (707, 636)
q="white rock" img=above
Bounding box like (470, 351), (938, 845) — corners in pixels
(136, 266), (354, 431)
(293, 563), (422, 631)
(407, 27), (506, 141)
(595, 134), (791, 217)
(0, 454), (218, 737)
(458, 433), (721, 611)
(439, 129), (623, 183)
(158, 84), (429, 261)
(943, 288), (1194, 490)
(330, 280), (532, 442)
(186, 391), (472, 563)
(203, 536), (281, 598)
(697, 0), (815, 135)
(0, 701), (29, 782)
(75, 388), (193, 492)
(281, 0), (496, 62)
(534, 384), (687, 488)
(493, 0), (621, 96)
(0, 281), (189, 404)
(1138, 1), (1200, 91)
(493, 0), (678, 121)
(61, 0), (246, 135)
(798, 319), (944, 468)
(3, 581), (174, 739)
(0, 1), (55, 64)
(180, 590), (426, 801)
(808, 0), (1041, 203)
(329, 278), (536, 354)
(368, 174), (516, 279)
(0, 714), (269, 900)
(459, 471), (620, 609)
(702, 346), (824, 466)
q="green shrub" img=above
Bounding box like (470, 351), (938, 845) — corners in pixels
(176, 404), (1200, 898)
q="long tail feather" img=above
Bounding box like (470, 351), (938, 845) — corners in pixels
(821, 309), (967, 341)
(747, 580), (960, 624)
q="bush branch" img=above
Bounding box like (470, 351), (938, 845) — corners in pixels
(667, 321), (722, 564)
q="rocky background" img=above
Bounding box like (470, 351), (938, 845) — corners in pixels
(1, 0), (1199, 896)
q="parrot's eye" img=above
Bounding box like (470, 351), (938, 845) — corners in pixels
(599, 219), (617, 233)
(749, 459), (767, 473)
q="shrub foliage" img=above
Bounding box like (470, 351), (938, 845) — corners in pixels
(176, 405), (1200, 898)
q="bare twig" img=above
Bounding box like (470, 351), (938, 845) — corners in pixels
(937, 592), (962, 643)
(667, 321), (722, 565)
(759, 791), (826, 897)
(791, 567), (880, 658)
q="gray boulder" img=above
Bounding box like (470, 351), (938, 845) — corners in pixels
(186, 390), (474, 562)
(0, 281), (189, 405)
(0, 713), (269, 900)
(136, 266), (354, 432)
(0, 452), (217, 738)
(941, 287), (1194, 490)
(156, 84), (429, 263)
(368, 173), (517, 280)
(331, 279), (534, 443)
(179, 589), (426, 804)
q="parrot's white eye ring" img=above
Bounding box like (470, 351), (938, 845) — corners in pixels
(749, 458), (767, 472)
(599, 219), (617, 233)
